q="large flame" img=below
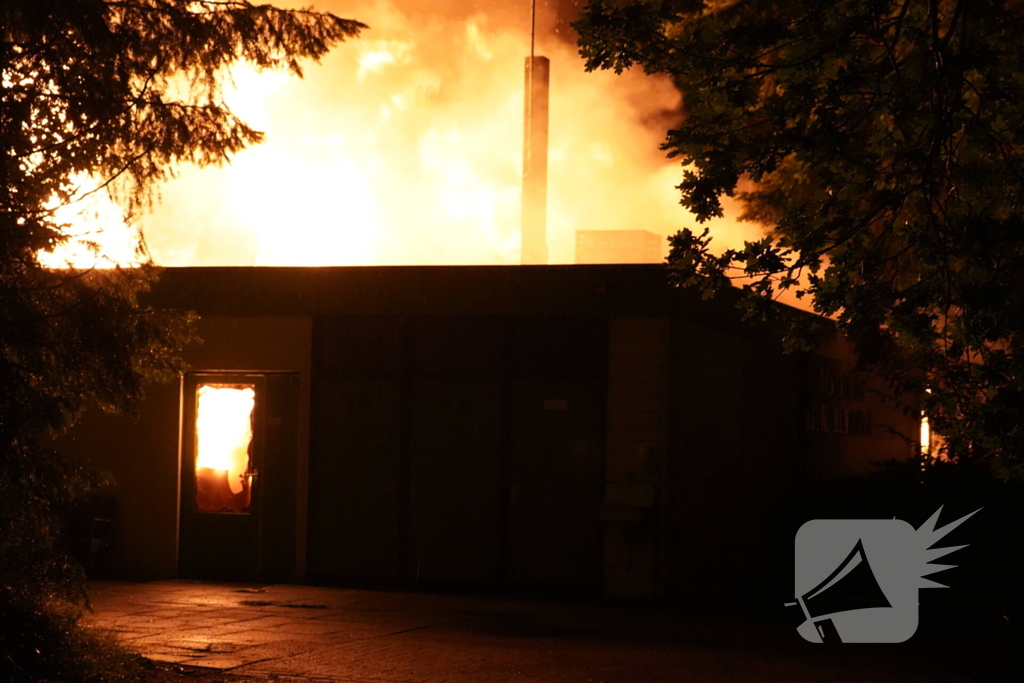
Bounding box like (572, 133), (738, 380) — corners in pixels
(43, 0), (761, 268)
(195, 384), (255, 495)
(36, 173), (144, 269)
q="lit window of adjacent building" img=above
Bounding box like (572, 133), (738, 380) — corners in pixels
(920, 414), (931, 457)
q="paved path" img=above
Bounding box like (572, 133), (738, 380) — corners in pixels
(85, 581), (961, 682)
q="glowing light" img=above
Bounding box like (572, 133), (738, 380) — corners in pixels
(921, 387), (933, 457)
(195, 384), (255, 494)
(38, 1), (769, 273)
(136, 1), (762, 268)
(357, 41), (413, 81)
(35, 175), (143, 269)
(920, 415), (931, 456)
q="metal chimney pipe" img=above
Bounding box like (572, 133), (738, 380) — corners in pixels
(521, 55), (549, 265)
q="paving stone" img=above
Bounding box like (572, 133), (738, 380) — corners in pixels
(128, 643), (201, 657)
(225, 615), (300, 629)
(270, 621), (361, 636)
(230, 639), (322, 659)
(86, 580), (955, 683)
(186, 655), (250, 670)
(99, 630), (159, 641)
(201, 630), (328, 646)
(139, 653), (200, 664)
(135, 609), (189, 618)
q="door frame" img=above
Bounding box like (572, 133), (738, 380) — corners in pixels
(178, 371), (267, 579)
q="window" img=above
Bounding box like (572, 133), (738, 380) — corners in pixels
(194, 383), (255, 513)
(807, 403), (872, 435)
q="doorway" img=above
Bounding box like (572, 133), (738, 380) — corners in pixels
(178, 372), (300, 581)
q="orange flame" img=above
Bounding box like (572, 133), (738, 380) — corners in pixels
(137, 0), (761, 266)
(195, 384), (255, 495)
(41, 1), (763, 270)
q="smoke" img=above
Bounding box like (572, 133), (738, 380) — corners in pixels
(128, 0), (761, 266)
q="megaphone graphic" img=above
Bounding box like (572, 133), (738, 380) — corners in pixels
(788, 538), (892, 643)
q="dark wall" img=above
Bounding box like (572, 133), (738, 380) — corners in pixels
(307, 314), (607, 591)
(56, 382), (181, 578)
(146, 265), (671, 319)
(663, 320), (806, 597)
(661, 317), (918, 598)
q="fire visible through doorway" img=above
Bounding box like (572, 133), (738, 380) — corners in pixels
(194, 384), (256, 513)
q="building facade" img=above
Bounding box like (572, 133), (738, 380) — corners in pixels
(58, 265), (917, 598)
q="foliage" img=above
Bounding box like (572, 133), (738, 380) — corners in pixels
(1, 0), (364, 679)
(1, 587), (144, 683)
(575, 0), (1024, 474)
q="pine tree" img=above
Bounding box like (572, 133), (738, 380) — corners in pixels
(0, 2), (364, 679)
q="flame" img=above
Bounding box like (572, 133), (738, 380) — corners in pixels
(36, 173), (144, 269)
(195, 384), (255, 495)
(38, 1), (765, 275)
(129, 0), (761, 267)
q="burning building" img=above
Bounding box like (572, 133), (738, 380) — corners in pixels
(43, 0), (918, 599)
(58, 265), (918, 598)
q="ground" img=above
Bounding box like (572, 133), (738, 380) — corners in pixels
(85, 580), (1008, 683)
(133, 662), (267, 683)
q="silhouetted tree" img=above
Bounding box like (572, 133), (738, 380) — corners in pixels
(576, 0), (1024, 474)
(0, 1), (363, 679)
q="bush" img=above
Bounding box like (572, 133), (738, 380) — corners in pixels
(0, 592), (142, 683)
(0, 442), (141, 682)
